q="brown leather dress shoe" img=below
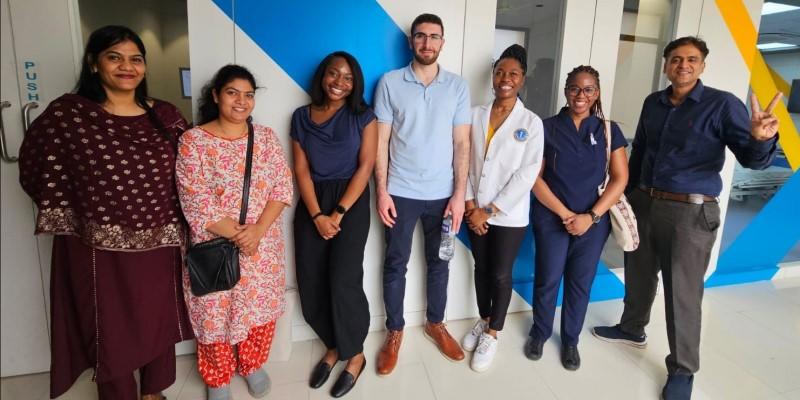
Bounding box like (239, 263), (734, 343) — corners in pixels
(424, 321), (465, 361)
(376, 330), (403, 376)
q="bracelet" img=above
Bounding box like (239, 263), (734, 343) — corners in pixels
(311, 212), (324, 220)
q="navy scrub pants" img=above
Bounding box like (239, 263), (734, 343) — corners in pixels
(383, 195), (450, 331)
(530, 202), (611, 346)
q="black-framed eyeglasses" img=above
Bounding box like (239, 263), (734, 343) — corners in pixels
(412, 32), (443, 42)
(566, 85), (598, 97)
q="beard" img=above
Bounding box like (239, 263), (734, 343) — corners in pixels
(414, 50), (439, 65)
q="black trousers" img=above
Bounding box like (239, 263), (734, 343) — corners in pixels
(294, 180), (371, 361)
(620, 188), (720, 375)
(468, 224), (527, 331)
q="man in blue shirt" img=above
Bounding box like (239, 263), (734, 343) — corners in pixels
(592, 36), (782, 400)
(373, 13), (471, 376)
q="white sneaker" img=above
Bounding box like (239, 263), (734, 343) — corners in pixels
(461, 319), (488, 351)
(470, 332), (498, 372)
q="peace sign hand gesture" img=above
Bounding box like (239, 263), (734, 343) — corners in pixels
(750, 92), (782, 141)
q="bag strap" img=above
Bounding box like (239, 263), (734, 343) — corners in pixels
(238, 118), (255, 225)
(599, 118), (612, 192)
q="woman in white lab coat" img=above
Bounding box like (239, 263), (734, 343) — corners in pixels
(461, 44), (544, 372)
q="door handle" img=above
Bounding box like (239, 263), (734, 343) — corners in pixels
(22, 101), (39, 133)
(0, 100), (18, 163)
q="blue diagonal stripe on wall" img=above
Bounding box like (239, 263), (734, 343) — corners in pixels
(212, 0), (628, 307)
(707, 169), (800, 287)
(208, 0), (794, 306)
(211, 0), (411, 103)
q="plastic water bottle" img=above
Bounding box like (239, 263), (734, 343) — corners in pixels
(439, 214), (455, 261)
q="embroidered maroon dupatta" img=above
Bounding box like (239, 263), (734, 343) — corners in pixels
(19, 94), (189, 250)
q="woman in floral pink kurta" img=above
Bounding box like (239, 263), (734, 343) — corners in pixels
(175, 65), (293, 397)
(177, 122), (292, 342)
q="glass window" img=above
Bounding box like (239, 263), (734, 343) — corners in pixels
(602, 0), (675, 269)
(495, 0), (565, 117)
(609, 0), (676, 139)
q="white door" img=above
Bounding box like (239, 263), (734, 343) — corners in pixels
(0, 0), (82, 377)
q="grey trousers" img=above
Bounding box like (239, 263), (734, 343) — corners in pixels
(619, 188), (720, 375)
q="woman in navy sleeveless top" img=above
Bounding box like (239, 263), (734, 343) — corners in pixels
(290, 51), (377, 398)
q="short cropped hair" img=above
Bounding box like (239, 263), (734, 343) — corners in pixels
(411, 13), (444, 36)
(663, 36), (709, 59)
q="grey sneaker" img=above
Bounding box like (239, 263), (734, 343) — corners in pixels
(592, 324), (647, 348)
(207, 385), (232, 400)
(244, 368), (271, 398)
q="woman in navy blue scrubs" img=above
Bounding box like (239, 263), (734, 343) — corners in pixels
(523, 65), (629, 370)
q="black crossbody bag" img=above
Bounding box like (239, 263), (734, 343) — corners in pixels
(186, 120), (255, 296)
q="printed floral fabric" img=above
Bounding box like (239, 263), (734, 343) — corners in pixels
(176, 124), (293, 344)
(196, 321), (276, 387)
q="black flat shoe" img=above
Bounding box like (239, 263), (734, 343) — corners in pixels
(309, 360), (333, 389)
(561, 345), (580, 371)
(524, 336), (544, 360)
(330, 359), (366, 398)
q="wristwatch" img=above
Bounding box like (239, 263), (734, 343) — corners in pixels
(588, 210), (601, 224)
(483, 206), (495, 217)
(334, 204), (347, 215)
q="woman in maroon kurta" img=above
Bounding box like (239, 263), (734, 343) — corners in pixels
(18, 25), (193, 400)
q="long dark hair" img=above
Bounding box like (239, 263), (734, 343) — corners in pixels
(75, 25), (150, 109)
(309, 51), (368, 114)
(565, 65), (605, 121)
(197, 64), (258, 125)
(74, 25), (170, 140)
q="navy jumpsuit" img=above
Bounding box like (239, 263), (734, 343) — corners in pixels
(530, 108), (627, 346)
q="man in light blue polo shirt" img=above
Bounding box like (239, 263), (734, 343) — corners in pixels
(373, 13), (471, 376)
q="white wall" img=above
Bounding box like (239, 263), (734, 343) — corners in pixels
(188, 0), (501, 341)
(185, 0), (767, 342)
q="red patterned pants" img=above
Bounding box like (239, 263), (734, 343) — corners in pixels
(196, 321), (276, 388)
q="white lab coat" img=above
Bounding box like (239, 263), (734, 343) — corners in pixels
(465, 98), (544, 227)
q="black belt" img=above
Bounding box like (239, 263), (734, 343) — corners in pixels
(638, 186), (718, 205)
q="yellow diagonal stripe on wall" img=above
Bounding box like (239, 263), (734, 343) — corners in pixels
(767, 64), (791, 97)
(751, 52), (800, 170)
(715, 0), (758, 69)
(715, 0), (800, 171)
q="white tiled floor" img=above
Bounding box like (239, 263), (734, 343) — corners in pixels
(3, 278), (799, 400)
